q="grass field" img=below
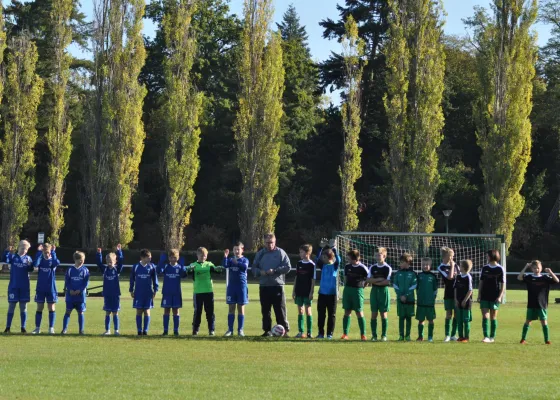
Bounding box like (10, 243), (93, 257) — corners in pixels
(0, 279), (559, 399)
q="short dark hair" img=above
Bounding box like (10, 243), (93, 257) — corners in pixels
(487, 249), (501, 263)
(400, 253), (413, 265)
(234, 241), (244, 249)
(299, 244), (312, 254)
(347, 249), (360, 261)
(322, 249), (335, 261)
(140, 249), (152, 258)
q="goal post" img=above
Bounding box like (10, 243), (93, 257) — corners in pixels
(334, 231), (507, 302)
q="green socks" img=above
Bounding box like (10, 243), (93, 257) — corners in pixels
(343, 316), (350, 334)
(371, 319), (378, 338)
(465, 322), (470, 339)
(522, 323), (530, 340)
(399, 317), (405, 337)
(445, 318), (451, 336)
(457, 319), (464, 338)
(306, 315), (313, 335)
(382, 318), (388, 337)
(482, 318), (489, 338)
(298, 315), (304, 333)
(428, 323), (434, 338)
(451, 318), (457, 337)
(543, 324), (549, 342)
(358, 317), (366, 336)
(418, 323), (424, 339)
(405, 317), (411, 337)
(490, 319), (498, 338)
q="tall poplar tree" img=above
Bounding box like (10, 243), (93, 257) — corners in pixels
(469, 0), (537, 248)
(0, 36), (44, 248)
(384, 0), (445, 233)
(235, 0), (285, 251)
(160, 0), (204, 250)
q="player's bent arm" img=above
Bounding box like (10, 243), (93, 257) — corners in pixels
(545, 268), (560, 283)
(437, 264), (449, 280)
(517, 264), (530, 281)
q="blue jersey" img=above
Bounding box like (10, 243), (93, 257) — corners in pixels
(96, 250), (124, 297)
(223, 256), (249, 289)
(35, 251), (60, 294)
(5, 252), (34, 290)
(129, 262), (159, 297)
(65, 266), (90, 303)
(157, 263), (187, 296)
(316, 247), (341, 295)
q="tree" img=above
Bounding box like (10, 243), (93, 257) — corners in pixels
(45, 0), (74, 245)
(159, 0), (204, 250)
(0, 36), (44, 248)
(468, 1), (538, 249)
(384, 0), (446, 233)
(339, 16), (365, 231)
(0, 3), (6, 104)
(234, 0), (285, 251)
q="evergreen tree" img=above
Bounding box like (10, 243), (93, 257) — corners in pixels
(0, 36), (44, 248)
(235, 0), (285, 251)
(468, 0), (538, 249)
(384, 0), (446, 233)
(160, 0), (204, 250)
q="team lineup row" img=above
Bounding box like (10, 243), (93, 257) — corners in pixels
(2, 236), (559, 344)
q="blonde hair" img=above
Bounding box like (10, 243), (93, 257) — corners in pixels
(197, 247), (208, 256)
(19, 240), (31, 249)
(460, 259), (473, 273)
(441, 247), (454, 259)
(377, 247), (387, 257)
(73, 251), (86, 262)
(106, 252), (117, 263)
(530, 260), (542, 269)
(421, 257), (432, 265)
(169, 249), (180, 258)
(43, 243), (53, 252)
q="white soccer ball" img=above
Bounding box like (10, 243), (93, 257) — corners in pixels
(271, 324), (286, 337)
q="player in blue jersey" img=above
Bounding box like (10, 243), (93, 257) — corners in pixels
(3, 240), (34, 333)
(32, 243), (60, 334)
(62, 251), (90, 334)
(223, 242), (249, 337)
(130, 249), (159, 335)
(97, 244), (124, 335)
(157, 249), (187, 336)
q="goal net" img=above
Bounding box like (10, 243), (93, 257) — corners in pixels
(335, 232), (506, 298)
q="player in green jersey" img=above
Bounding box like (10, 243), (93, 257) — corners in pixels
(416, 258), (438, 342)
(392, 253), (417, 341)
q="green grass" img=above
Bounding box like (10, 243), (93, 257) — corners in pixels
(0, 280), (559, 399)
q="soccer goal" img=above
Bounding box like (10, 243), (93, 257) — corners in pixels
(335, 232), (507, 298)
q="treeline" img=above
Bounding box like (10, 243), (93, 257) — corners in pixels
(1, 0), (560, 259)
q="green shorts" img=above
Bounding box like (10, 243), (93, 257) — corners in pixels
(295, 296), (312, 307)
(456, 308), (472, 322)
(370, 287), (390, 313)
(444, 299), (455, 311)
(343, 287), (364, 312)
(526, 308), (547, 321)
(416, 305), (436, 321)
(397, 302), (415, 318)
(480, 300), (500, 311)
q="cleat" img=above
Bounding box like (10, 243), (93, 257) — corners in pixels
(238, 330), (245, 337)
(224, 330), (233, 337)
(114, 331), (120, 336)
(546, 341), (551, 345)
(416, 337), (424, 342)
(489, 338), (495, 343)
(361, 335), (367, 341)
(32, 328), (41, 335)
(450, 336), (458, 341)
(340, 334), (349, 340)
(61, 330), (67, 335)
(260, 331), (272, 337)
(192, 331), (199, 336)
(21, 328), (27, 334)
(397, 336), (405, 341)
(327, 334), (333, 340)
(79, 331), (85, 335)
(283, 333), (290, 338)
(173, 332), (179, 336)
(3, 327), (10, 333)
(138, 332), (143, 336)
(209, 331), (215, 336)
(162, 331), (168, 336)
(103, 331), (111, 335)
(142, 331), (147, 336)
(444, 336), (451, 342)
(428, 337), (434, 342)
(307, 333), (312, 339)
(381, 336), (388, 342)
(405, 336), (411, 341)
(461, 339), (469, 343)
(295, 332), (304, 338)
(371, 336), (378, 342)
(48, 327), (55, 335)
(520, 339), (527, 344)
(482, 337), (492, 343)
(316, 334), (324, 339)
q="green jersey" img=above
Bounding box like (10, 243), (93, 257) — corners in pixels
(189, 261), (221, 294)
(416, 271), (438, 306)
(392, 268), (417, 304)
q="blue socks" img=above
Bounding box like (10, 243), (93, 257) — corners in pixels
(78, 313), (84, 332)
(49, 311), (56, 328)
(113, 315), (119, 332)
(105, 315), (111, 331)
(163, 315), (170, 333)
(63, 313), (70, 331)
(143, 315), (151, 333)
(238, 315), (245, 332)
(20, 311), (27, 329)
(173, 315), (180, 333)
(136, 315), (142, 333)
(35, 312), (43, 328)
(228, 313), (235, 332)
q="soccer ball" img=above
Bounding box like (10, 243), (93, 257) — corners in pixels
(271, 324), (286, 337)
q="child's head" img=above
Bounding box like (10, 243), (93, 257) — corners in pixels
(440, 247), (454, 263)
(347, 249), (360, 264)
(197, 247), (208, 262)
(73, 251), (85, 267)
(375, 247), (387, 264)
(421, 257), (432, 271)
(140, 249), (152, 264)
(530, 260), (542, 275)
(487, 249), (500, 264)
(321, 249), (335, 265)
(233, 242), (244, 258)
(42, 243), (53, 259)
(18, 240), (31, 255)
(106, 252), (117, 267)
(460, 259), (473, 274)
(168, 249), (180, 265)
(399, 253), (413, 269)
(299, 244), (312, 261)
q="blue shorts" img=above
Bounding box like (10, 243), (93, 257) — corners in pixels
(161, 294), (182, 309)
(8, 287), (30, 303)
(226, 285), (249, 305)
(66, 302), (86, 312)
(35, 291), (58, 304)
(103, 296), (120, 312)
(133, 296), (153, 309)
